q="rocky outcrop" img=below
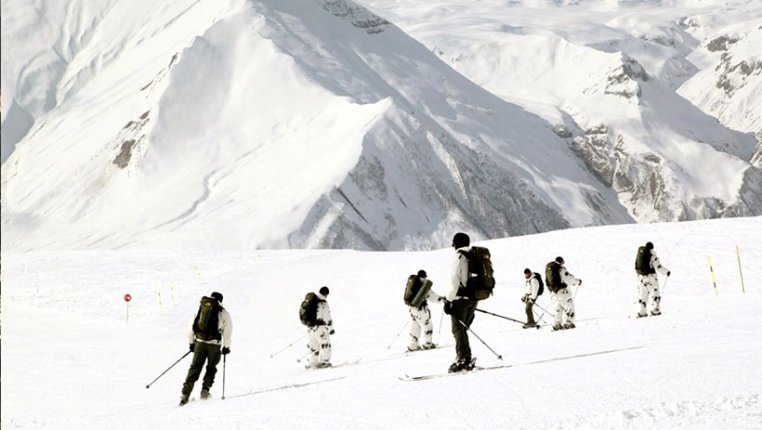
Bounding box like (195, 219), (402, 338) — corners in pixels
(112, 111), (150, 169)
(605, 57), (649, 99)
(715, 53), (762, 96)
(317, 0), (390, 34)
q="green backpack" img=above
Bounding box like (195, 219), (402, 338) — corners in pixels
(544, 261), (564, 293)
(299, 293), (321, 327)
(193, 296), (222, 341)
(458, 246), (495, 300)
(635, 246), (655, 275)
(403, 275), (422, 306)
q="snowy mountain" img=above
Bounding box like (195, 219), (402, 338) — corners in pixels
(2, 217), (761, 428)
(1, 0), (761, 252)
(360, 0), (762, 220)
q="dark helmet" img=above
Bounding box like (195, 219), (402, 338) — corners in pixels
(645, 242), (654, 250)
(417, 270), (427, 278)
(210, 292), (223, 303)
(319, 286), (330, 296)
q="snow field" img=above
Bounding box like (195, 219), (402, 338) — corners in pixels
(2, 217), (761, 429)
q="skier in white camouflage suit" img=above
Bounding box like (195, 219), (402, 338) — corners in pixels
(545, 256), (582, 331)
(635, 242), (671, 317)
(405, 270), (445, 352)
(306, 286), (334, 368)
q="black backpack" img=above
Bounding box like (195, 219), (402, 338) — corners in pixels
(545, 261), (565, 292)
(299, 293), (321, 327)
(533, 272), (544, 296)
(635, 246), (655, 275)
(403, 275), (423, 306)
(458, 246), (495, 300)
(193, 296), (222, 341)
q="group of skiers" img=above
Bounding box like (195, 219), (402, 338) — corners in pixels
(177, 234), (671, 404)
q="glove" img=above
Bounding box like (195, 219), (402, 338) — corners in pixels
(527, 298), (535, 305)
(329, 329), (335, 335)
(521, 295), (526, 303)
(579, 280), (583, 286)
(437, 296), (446, 302)
(189, 344), (195, 353)
(667, 271), (671, 277)
(221, 347), (230, 355)
(443, 301), (452, 315)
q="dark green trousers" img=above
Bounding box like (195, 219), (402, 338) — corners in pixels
(450, 299), (477, 362)
(182, 341), (221, 395)
(525, 300), (536, 324)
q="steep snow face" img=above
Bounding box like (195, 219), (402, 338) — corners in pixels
(1, 0), (634, 252)
(360, 0), (762, 222)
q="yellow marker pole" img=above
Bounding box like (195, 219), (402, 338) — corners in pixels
(736, 246), (746, 293)
(707, 256), (719, 295)
(158, 289), (163, 316)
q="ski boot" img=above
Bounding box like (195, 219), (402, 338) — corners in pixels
(407, 344), (421, 352)
(563, 322), (576, 330)
(200, 389), (210, 400)
(552, 323), (564, 331)
(636, 312), (648, 318)
(316, 362), (332, 369)
(422, 343), (437, 350)
(522, 322), (536, 329)
(650, 310), (662, 316)
(179, 394), (190, 406)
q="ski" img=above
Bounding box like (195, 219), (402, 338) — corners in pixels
(304, 358), (361, 370)
(399, 364), (512, 381)
(400, 346), (644, 381)
(403, 344), (451, 355)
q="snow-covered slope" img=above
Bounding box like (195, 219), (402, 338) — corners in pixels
(2, 0), (761, 252)
(2, 217), (761, 428)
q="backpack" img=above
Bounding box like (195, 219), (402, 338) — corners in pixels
(458, 246), (495, 300)
(299, 293), (321, 327)
(545, 261), (564, 292)
(635, 246), (655, 275)
(533, 272), (544, 296)
(193, 296), (222, 341)
(403, 275), (423, 306)
(410, 279), (434, 308)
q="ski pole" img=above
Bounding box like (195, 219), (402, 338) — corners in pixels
(221, 354), (226, 400)
(269, 334), (308, 358)
(145, 350), (192, 389)
(456, 318), (503, 360)
(296, 351), (310, 363)
(475, 308), (526, 325)
(533, 301), (549, 323)
(737, 245), (746, 293)
(436, 308), (444, 344)
(661, 276), (670, 294)
(386, 320), (410, 349)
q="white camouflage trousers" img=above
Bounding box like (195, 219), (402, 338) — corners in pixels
(408, 305), (434, 349)
(637, 274), (661, 315)
(552, 288), (575, 325)
(307, 325), (332, 366)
